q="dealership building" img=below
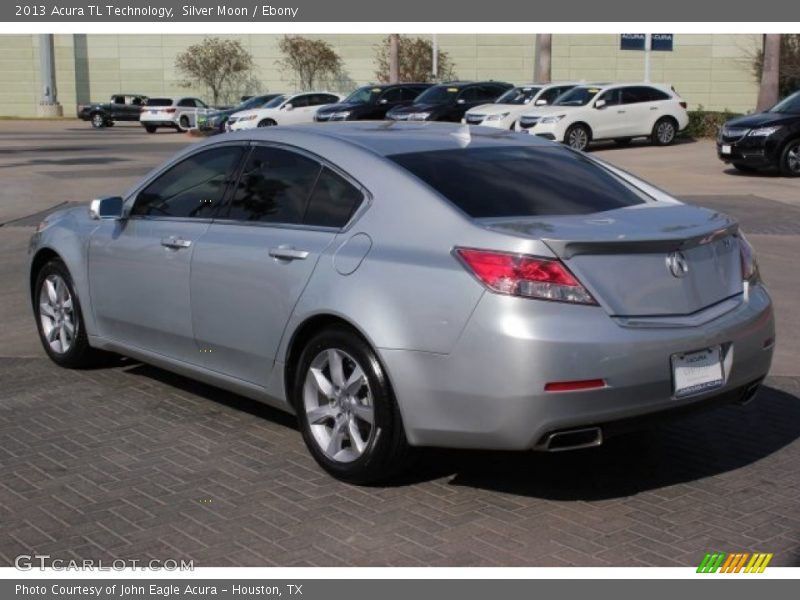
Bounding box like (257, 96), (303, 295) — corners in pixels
(0, 33), (762, 117)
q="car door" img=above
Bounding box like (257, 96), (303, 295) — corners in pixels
(88, 144), (245, 364)
(618, 86), (658, 136)
(176, 98), (197, 126)
(375, 87), (403, 118)
(453, 87), (483, 120)
(590, 88), (628, 140)
(191, 144), (365, 386)
(110, 95), (126, 120)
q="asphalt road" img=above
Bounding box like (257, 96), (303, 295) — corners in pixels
(1, 121), (799, 567)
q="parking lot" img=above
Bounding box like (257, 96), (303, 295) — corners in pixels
(1, 120), (799, 567)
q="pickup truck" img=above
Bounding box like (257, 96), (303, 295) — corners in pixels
(77, 94), (148, 128)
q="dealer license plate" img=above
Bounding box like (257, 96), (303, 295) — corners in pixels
(671, 346), (724, 398)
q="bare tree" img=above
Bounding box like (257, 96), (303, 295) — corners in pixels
(277, 36), (343, 91)
(756, 34), (782, 111)
(534, 34), (552, 83)
(175, 37), (254, 106)
(374, 36), (456, 83)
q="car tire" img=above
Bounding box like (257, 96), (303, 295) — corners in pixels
(257, 119), (277, 127)
(33, 258), (110, 369)
(732, 162), (758, 173)
(178, 115), (190, 131)
(651, 117), (677, 146)
(564, 123), (591, 151)
(293, 326), (415, 484)
(778, 138), (800, 177)
(614, 138), (632, 147)
(143, 125), (157, 134)
(90, 113), (105, 129)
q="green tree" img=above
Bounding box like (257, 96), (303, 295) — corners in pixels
(277, 36), (343, 91)
(374, 36), (457, 83)
(175, 37), (255, 106)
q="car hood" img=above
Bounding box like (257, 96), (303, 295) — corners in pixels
(390, 103), (446, 115)
(725, 111), (798, 128)
(519, 105), (582, 118)
(466, 103), (531, 116)
(317, 102), (369, 114)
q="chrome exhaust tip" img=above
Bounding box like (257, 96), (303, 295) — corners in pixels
(541, 427), (603, 452)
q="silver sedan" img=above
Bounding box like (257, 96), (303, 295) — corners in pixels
(29, 122), (775, 483)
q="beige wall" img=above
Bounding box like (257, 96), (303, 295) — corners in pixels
(0, 33), (761, 117)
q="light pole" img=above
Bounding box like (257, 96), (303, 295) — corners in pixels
(644, 33), (652, 82)
(38, 34), (63, 117)
(432, 33), (438, 81)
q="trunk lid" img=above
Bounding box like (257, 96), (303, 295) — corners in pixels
(481, 204), (743, 317)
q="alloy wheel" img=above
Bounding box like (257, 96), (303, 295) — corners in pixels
(567, 127), (589, 151)
(91, 114), (104, 128)
(302, 348), (374, 463)
(787, 143), (800, 174)
(657, 120), (676, 144)
(38, 273), (77, 354)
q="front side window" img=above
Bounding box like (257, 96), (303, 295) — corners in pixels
(388, 145), (648, 219)
(132, 146), (244, 219)
(496, 86), (542, 105)
(288, 95), (310, 108)
(225, 147), (322, 224)
(380, 88), (403, 103)
(177, 98), (196, 107)
(553, 87), (602, 107)
(415, 85), (460, 104)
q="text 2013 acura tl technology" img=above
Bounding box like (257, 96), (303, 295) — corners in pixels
(29, 123), (774, 483)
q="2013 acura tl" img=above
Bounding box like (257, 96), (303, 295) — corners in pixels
(29, 123), (775, 483)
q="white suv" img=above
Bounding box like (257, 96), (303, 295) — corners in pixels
(228, 91), (341, 130)
(139, 97), (212, 133)
(515, 83), (689, 151)
(462, 82), (581, 130)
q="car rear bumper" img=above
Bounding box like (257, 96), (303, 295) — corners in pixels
(140, 120), (177, 128)
(381, 284), (775, 450)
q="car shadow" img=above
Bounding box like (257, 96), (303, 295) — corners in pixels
(396, 383), (800, 499)
(722, 167), (782, 178)
(590, 136), (697, 152)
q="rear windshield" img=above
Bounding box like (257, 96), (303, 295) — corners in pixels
(146, 98), (173, 107)
(388, 146), (648, 218)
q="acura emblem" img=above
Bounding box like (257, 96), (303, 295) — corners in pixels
(666, 251), (689, 278)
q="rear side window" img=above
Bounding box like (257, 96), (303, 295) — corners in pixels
(304, 168), (364, 228)
(226, 146), (322, 224)
(388, 146), (648, 218)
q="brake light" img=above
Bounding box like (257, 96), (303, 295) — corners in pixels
(165, 108), (176, 113)
(545, 379), (606, 392)
(739, 234), (760, 283)
(455, 247), (596, 305)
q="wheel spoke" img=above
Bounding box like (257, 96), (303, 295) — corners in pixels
(348, 417), (366, 454)
(47, 324), (60, 342)
(344, 364), (366, 396)
(45, 278), (58, 304)
(63, 319), (75, 337)
(352, 402), (374, 425)
(306, 404), (337, 425)
(326, 421), (346, 457)
(327, 349), (345, 387)
(309, 367), (334, 399)
(39, 302), (56, 319)
(59, 326), (69, 350)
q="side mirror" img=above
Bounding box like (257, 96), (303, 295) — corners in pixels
(594, 99), (607, 109)
(283, 103), (293, 111)
(535, 99), (548, 106)
(89, 196), (124, 220)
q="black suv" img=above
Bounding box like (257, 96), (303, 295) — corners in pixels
(315, 83), (432, 122)
(718, 90), (800, 176)
(386, 81), (514, 122)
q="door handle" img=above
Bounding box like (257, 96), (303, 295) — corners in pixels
(650, 106), (659, 110)
(161, 236), (192, 249)
(269, 247), (310, 261)
(617, 110), (626, 114)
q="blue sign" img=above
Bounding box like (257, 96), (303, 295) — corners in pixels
(621, 34), (674, 52)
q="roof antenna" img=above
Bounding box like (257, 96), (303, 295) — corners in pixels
(452, 123), (472, 147)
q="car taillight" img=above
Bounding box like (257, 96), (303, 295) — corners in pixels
(739, 234), (760, 283)
(455, 247), (597, 305)
(165, 108), (176, 113)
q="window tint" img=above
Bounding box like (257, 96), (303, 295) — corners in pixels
(459, 88), (482, 102)
(308, 94), (331, 106)
(622, 86), (670, 104)
(484, 85), (509, 99)
(304, 168), (364, 228)
(289, 95), (310, 108)
(380, 88), (403, 103)
(401, 87), (425, 101)
(598, 89), (622, 106)
(146, 98), (173, 107)
(226, 146), (322, 224)
(539, 87), (564, 104)
(389, 146), (648, 218)
(195, 99), (208, 108)
(177, 98), (195, 107)
(112, 95), (125, 104)
(132, 146), (244, 219)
